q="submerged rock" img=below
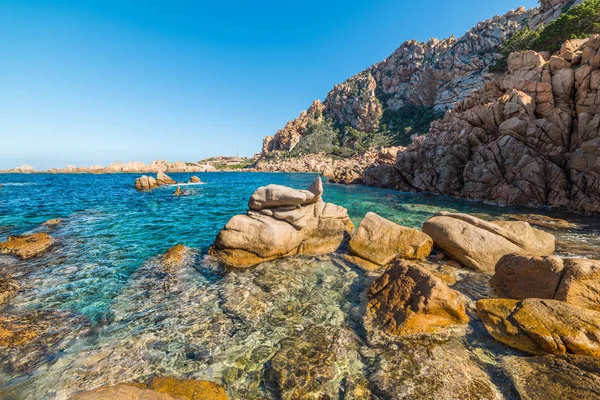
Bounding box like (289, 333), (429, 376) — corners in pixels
(161, 244), (190, 272)
(211, 178), (353, 267)
(0, 233), (54, 259)
(0, 277), (19, 306)
(366, 260), (469, 336)
(477, 298), (600, 357)
(348, 212), (432, 269)
(422, 212), (555, 273)
(148, 376), (228, 400)
(503, 355), (600, 400)
(42, 218), (62, 227)
(71, 384), (178, 400)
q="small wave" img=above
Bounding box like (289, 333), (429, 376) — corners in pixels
(164, 182), (207, 187)
(0, 182), (37, 186)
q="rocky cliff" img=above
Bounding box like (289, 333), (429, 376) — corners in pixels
(364, 35), (600, 213)
(261, 0), (577, 156)
(0, 160), (217, 174)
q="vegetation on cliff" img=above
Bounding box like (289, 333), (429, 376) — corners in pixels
(490, 0), (600, 72)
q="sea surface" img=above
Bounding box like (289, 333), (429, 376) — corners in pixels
(1, 172), (599, 399)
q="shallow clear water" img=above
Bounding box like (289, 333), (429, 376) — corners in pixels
(1, 172), (599, 399)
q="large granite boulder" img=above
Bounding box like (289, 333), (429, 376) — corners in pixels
(348, 212), (432, 270)
(211, 178), (354, 267)
(476, 298), (600, 357)
(365, 260), (469, 336)
(189, 176), (201, 183)
(134, 175), (159, 190)
(0, 233), (54, 259)
(422, 212), (555, 273)
(490, 255), (600, 311)
(503, 355), (600, 400)
(555, 258), (600, 311)
(156, 171), (176, 185)
(490, 254), (565, 300)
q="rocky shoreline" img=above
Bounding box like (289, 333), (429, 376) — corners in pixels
(2, 177), (600, 399)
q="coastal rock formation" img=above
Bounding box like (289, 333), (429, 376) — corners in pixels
(366, 35), (600, 213)
(135, 171), (177, 191)
(0, 233), (55, 259)
(42, 218), (62, 227)
(71, 378), (228, 400)
(259, 0), (574, 157)
(503, 354), (600, 400)
(189, 176), (201, 183)
(422, 212), (555, 273)
(555, 258), (600, 311)
(156, 171), (176, 185)
(211, 178), (354, 267)
(476, 298), (600, 357)
(134, 175), (159, 190)
(491, 254), (565, 300)
(348, 212), (432, 269)
(490, 255), (600, 310)
(2, 160), (219, 174)
(366, 260), (469, 336)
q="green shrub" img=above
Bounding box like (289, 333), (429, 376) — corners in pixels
(380, 104), (445, 145)
(489, 0), (600, 72)
(290, 119), (340, 156)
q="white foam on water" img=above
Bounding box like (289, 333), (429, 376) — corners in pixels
(0, 182), (37, 186)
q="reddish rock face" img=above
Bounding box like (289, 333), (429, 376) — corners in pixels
(364, 36), (600, 213)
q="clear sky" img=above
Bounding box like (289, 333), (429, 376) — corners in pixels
(0, 0), (539, 169)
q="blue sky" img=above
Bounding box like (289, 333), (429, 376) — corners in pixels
(0, 0), (539, 169)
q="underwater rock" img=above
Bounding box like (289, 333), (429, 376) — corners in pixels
(211, 178), (353, 267)
(173, 186), (182, 196)
(0, 277), (19, 306)
(189, 176), (201, 183)
(349, 212), (432, 269)
(477, 298), (600, 357)
(0, 309), (90, 373)
(0, 232), (54, 259)
(366, 260), (469, 336)
(502, 354), (600, 400)
(161, 244), (191, 272)
(555, 258), (600, 311)
(491, 254), (565, 300)
(134, 175), (159, 190)
(147, 376), (228, 400)
(42, 218), (62, 227)
(422, 212), (555, 273)
(156, 171), (176, 186)
(70, 383), (179, 400)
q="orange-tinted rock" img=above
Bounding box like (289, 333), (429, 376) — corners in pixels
(366, 260), (469, 336)
(148, 376), (228, 400)
(0, 233), (54, 259)
(555, 258), (600, 311)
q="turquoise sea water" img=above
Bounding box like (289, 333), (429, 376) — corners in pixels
(1, 172), (599, 399)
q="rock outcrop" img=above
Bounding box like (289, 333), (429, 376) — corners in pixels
(366, 260), (469, 336)
(422, 212), (555, 273)
(366, 35), (600, 213)
(348, 212), (432, 270)
(259, 0), (574, 157)
(1, 161), (218, 174)
(554, 258), (600, 311)
(135, 171), (176, 191)
(161, 244), (191, 272)
(477, 298), (600, 357)
(0, 233), (54, 259)
(189, 176), (201, 183)
(211, 178), (354, 267)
